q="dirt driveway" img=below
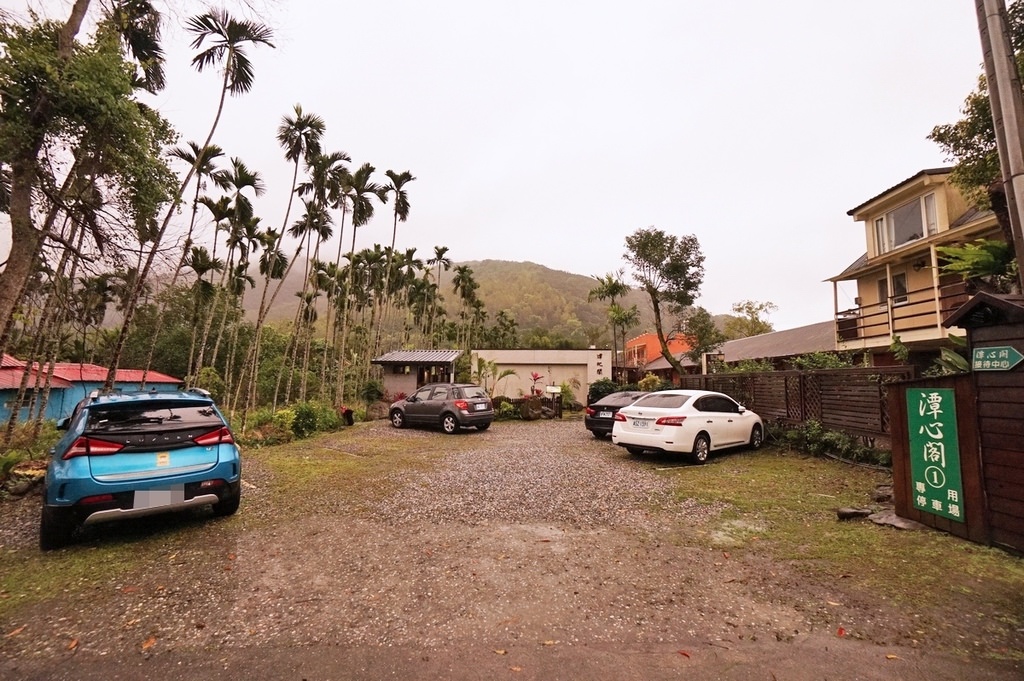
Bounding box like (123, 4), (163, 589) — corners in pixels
(1, 419), (1021, 680)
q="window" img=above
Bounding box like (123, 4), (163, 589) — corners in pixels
(892, 272), (908, 305)
(873, 193), (936, 255)
(877, 272), (908, 307)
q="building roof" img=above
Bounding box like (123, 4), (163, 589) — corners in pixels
(48, 363), (181, 384)
(1, 354), (24, 368)
(0, 357), (181, 388)
(371, 349), (462, 366)
(846, 167), (950, 217)
(645, 320), (837, 371)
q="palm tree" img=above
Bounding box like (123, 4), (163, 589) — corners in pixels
(192, 159), (264, 381)
(103, 9), (274, 390)
(236, 107), (324, 420)
(336, 163), (386, 407)
(589, 269), (630, 381)
(139, 142), (229, 385)
(374, 170), (415, 354)
(427, 245), (452, 348)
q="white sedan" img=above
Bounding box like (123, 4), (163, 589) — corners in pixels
(611, 389), (763, 464)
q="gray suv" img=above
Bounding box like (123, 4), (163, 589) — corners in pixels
(389, 383), (494, 434)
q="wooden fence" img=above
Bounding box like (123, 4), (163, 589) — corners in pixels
(676, 367), (917, 441)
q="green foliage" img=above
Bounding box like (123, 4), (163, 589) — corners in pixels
(923, 335), (971, 377)
(193, 366), (226, 403)
(771, 419), (891, 467)
(558, 378), (581, 406)
(937, 239), (1019, 293)
(681, 306), (727, 364)
(889, 336), (910, 364)
(717, 358), (775, 373)
(359, 379), (384, 405)
(637, 372), (662, 392)
(723, 300), (777, 340)
(789, 351), (855, 370)
(288, 401), (339, 438)
(494, 399), (520, 420)
(291, 403), (318, 438)
(0, 450), (26, 481)
(587, 378), (620, 403)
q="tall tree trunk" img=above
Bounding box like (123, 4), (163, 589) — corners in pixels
(104, 46), (236, 390)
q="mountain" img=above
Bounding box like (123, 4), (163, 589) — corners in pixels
(244, 259), (658, 343)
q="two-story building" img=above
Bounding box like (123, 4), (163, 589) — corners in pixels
(829, 168), (1004, 368)
(622, 332), (689, 381)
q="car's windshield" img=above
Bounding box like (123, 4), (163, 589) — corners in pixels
(85, 402), (223, 433)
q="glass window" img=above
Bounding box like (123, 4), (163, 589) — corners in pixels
(874, 193), (935, 254)
(877, 278), (889, 307)
(892, 272), (908, 304)
(85, 402), (223, 434)
(924, 193), (938, 236)
(635, 393), (690, 409)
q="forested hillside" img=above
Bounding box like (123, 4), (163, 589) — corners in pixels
(247, 259), (657, 345)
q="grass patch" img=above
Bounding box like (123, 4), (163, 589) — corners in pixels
(668, 447), (1024, 626)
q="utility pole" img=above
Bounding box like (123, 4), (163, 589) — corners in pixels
(976, 0), (1024, 291)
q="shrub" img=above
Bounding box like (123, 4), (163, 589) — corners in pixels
(773, 419), (890, 467)
(496, 400), (519, 420)
(637, 373), (662, 392)
(587, 378), (619, 404)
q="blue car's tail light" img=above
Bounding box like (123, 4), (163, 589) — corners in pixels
(62, 436), (124, 459)
(193, 426), (235, 446)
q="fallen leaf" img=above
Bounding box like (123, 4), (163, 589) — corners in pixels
(827, 601), (842, 606)
(723, 552), (730, 559)
(509, 666), (522, 672)
(493, 649), (507, 655)
(536, 539), (551, 543)
(542, 640), (558, 646)
(124, 619), (140, 627)
(678, 650), (691, 658)
(836, 627), (846, 637)
(142, 635), (157, 651)
(227, 553), (236, 560)
(67, 638), (78, 651)
(886, 654), (900, 660)
(5, 625), (26, 638)
(121, 586), (138, 594)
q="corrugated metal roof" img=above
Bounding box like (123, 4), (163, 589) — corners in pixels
(48, 363), (180, 384)
(0, 369), (73, 390)
(372, 349), (462, 365)
(2, 354), (24, 368)
(645, 320), (837, 371)
(0, 359), (181, 387)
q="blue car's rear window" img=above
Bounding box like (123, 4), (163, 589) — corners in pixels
(85, 402), (224, 434)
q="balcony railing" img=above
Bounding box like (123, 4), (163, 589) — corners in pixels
(836, 276), (970, 344)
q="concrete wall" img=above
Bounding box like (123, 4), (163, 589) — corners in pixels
(471, 349), (610, 403)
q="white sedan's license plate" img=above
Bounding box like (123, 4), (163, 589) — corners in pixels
(134, 486), (185, 510)
(632, 419), (649, 429)
(474, 403), (487, 411)
(599, 411), (613, 418)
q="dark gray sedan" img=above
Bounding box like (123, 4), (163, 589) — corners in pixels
(584, 390), (648, 438)
(389, 382), (494, 434)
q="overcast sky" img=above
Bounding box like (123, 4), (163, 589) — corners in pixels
(2, 1), (991, 330)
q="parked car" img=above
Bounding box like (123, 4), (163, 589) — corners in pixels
(584, 390), (648, 438)
(611, 389), (763, 463)
(389, 382), (494, 434)
(40, 389), (242, 550)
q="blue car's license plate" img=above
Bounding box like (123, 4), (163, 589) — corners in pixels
(134, 486), (185, 509)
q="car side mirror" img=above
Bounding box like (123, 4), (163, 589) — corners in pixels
(56, 417), (70, 431)
(407, 396), (417, 403)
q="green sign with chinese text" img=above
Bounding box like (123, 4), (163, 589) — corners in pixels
(971, 346), (1023, 371)
(906, 388), (964, 523)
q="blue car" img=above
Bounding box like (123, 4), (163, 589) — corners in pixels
(40, 389), (241, 550)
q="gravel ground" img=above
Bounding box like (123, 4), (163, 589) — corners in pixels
(1, 419), (1021, 680)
